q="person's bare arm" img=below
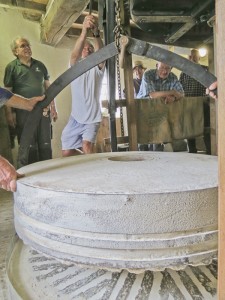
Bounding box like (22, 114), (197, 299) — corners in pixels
(5, 106), (16, 127)
(44, 80), (58, 122)
(91, 23), (105, 70)
(0, 156), (24, 192)
(6, 94), (45, 111)
(70, 15), (105, 69)
(149, 90), (183, 99)
(93, 36), (105, 70)
(70, 16), (92, 66)
(165, 90), (184, 103)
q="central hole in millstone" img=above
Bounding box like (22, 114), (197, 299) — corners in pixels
(108, 155), (145, 162)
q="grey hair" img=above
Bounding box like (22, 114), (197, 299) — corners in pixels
(10, 36), (30, 53)
(85, 39), (94, 48)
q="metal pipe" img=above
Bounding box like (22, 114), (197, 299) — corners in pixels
(105, 0), (117, 152)
(89, 0), (93, 15)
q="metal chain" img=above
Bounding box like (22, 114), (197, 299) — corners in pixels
(114, 0), (124, 137)
(114, 0), (122, 50)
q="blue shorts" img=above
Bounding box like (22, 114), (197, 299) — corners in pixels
(61, 115), (100, 150)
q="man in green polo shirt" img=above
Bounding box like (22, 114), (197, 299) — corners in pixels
(4, 36), (58, 166)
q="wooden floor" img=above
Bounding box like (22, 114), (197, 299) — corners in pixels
(0, 190), (15, 300)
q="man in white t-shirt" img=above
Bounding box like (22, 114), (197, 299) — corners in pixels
(61, 15), (105, 156)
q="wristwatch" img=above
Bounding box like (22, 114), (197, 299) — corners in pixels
(92, 30), (100, 38)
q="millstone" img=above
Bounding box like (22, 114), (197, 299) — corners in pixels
(14, 152), (218, 271)
(7, 237), (217, 300)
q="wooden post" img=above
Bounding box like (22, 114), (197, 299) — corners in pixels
(208, 43), (217, 155)
(119, 0), (138, 151)
(217, 0), (225, 298)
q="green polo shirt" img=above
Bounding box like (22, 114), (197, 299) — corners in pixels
(4, 58), (50, 98)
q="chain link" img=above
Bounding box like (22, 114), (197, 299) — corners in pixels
(116, 56), (124, 137)
(114, 0), (124, 137)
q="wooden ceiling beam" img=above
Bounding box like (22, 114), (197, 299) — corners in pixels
(40, 0), (89, 46)
(0, 0), (45, 15)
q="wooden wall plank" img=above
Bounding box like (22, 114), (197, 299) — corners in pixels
(40, 0), (89, 46)
(217, 0), (225, 298)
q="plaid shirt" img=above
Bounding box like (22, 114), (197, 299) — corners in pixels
(137, 69), (184, 98)
(179, 65), (208, 97)
(0, 87), (13, 108)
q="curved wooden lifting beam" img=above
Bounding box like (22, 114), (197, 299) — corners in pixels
(17, 36), (217, 168)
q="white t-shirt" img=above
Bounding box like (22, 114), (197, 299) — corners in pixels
(71, 65), (105, 124)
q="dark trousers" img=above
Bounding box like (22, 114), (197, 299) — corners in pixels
(187, 100), (211, 154)
(16, 109), (52, 165)
(187, 132), (211, 154)
(138, 143), (164, 151)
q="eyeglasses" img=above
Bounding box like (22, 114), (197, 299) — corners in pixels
(16, 43), (31, 49)
(158, 67), (171, 71)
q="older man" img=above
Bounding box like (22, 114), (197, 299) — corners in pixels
(4, 36), (58, 165)
(137, 62), (184, 151)
(138, 62), (184, 102)
(0, 87), (44, 191)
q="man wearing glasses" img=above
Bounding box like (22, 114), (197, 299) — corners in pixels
(4, 36), (58, 166)
(137, 62), (184, 151)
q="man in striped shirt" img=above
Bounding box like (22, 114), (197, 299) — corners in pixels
(137, 62), (184, 151)
(180, 49), (210, 154)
